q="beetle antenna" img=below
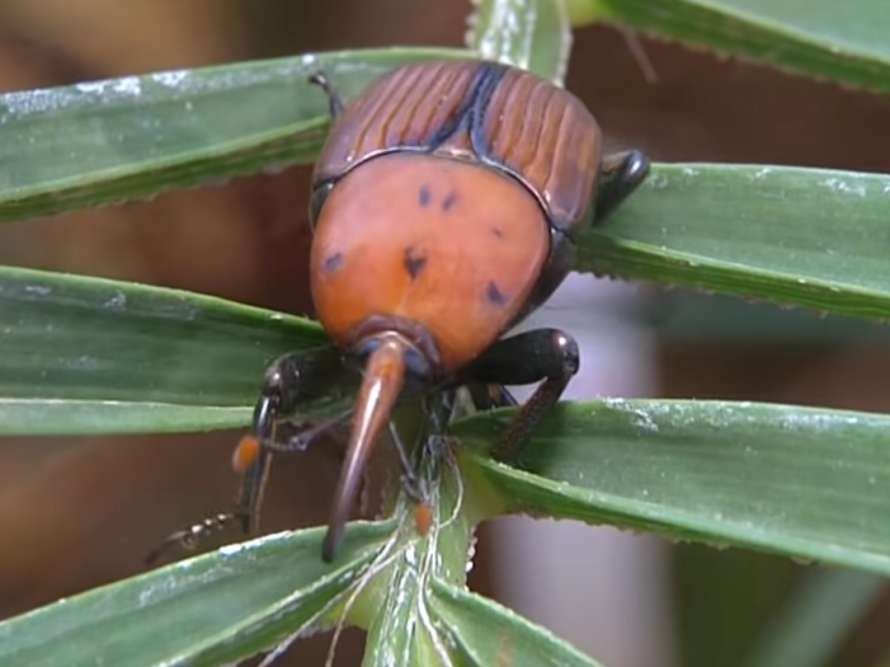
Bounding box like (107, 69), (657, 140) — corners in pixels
(322, 333), (409, 561)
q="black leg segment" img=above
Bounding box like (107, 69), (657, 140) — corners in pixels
(146, 346), (348, 565)
(238, 347), (347, 533)
(388, 422), (424, 503)
(595, 149), (650, 224)
(146, 512), (239, 566)
(466, 328), (579, 461)
(309, 71), (345, 118)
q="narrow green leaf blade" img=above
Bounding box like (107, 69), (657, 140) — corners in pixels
(0, 522), (393, 667)
(0, 399), (250, 434)
(455, 400), (890, 575)
(582, 164), (890, 320)
(359, 451), (477, 666)
(361, 549), (427, 667)
(574, 0), (890, 94)
(429, 578), (601, 666)
(466, 0), (572, 83)
(0, 265), (328, 434)
(0, 47), (471, 222)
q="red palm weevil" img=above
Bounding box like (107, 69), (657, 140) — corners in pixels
(155, 61), (649, 564)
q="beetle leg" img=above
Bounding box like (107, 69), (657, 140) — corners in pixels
(237, 348), (347, 533)
(266, 409), (352, 454)
(465, 329), (579, 461)
(413, 389), (457, 489)
(309, 71), (345, 118)
(388, 422), (425, 502)
(147, 348), (346, 565)
(595, 149), (650, 223)
(468, 382), (518, 410)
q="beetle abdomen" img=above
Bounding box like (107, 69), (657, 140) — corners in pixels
(314, 61), (602, 230)
(310, 152), (549, 372)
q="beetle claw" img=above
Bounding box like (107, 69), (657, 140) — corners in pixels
(308, 70), (344, 118)
(146, 512), (241, 566)
(595, 149), (651, 223)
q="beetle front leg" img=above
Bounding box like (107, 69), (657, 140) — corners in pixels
(466, 329), (579, 461)
(595, 149), (650, 223)
(147, 348), (346, 565)
(236, 348), (349, 533)
(387, 422), (425, 503)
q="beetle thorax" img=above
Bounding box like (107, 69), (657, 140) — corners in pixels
(310, 152), (550, 374)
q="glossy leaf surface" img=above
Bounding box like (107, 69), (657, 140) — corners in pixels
(456, 400), (890, 575)
(572, 0), (890, 94)
(0, 523), (392, 666)
(0, 48), (470, 222)
(581, 164), (890, 320)
(0, 265), (330, 434)
(429, 579), (601, 666)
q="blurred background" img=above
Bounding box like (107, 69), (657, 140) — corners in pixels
(1, 1), (890, 665)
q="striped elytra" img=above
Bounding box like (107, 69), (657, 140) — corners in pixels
(313, 61), (603, 231)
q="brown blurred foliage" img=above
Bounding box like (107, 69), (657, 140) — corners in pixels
(1, 1), (890, 665)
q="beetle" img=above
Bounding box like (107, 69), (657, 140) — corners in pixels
(153, 60), (649, 564)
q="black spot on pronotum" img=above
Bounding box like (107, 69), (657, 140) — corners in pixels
(323, 252), (343, 272)
(403, 246), (428, 280)
(418, 185), (432, 207)
(486, 281), (507, 306)
(442, 191), (458, 211)
(490, 226), (504, 239)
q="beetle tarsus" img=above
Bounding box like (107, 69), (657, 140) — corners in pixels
(466, 328), (579, 461)
(595, 149), (650, 223)
(146, 512), (243, 566)
(309, 71), (345, 118)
